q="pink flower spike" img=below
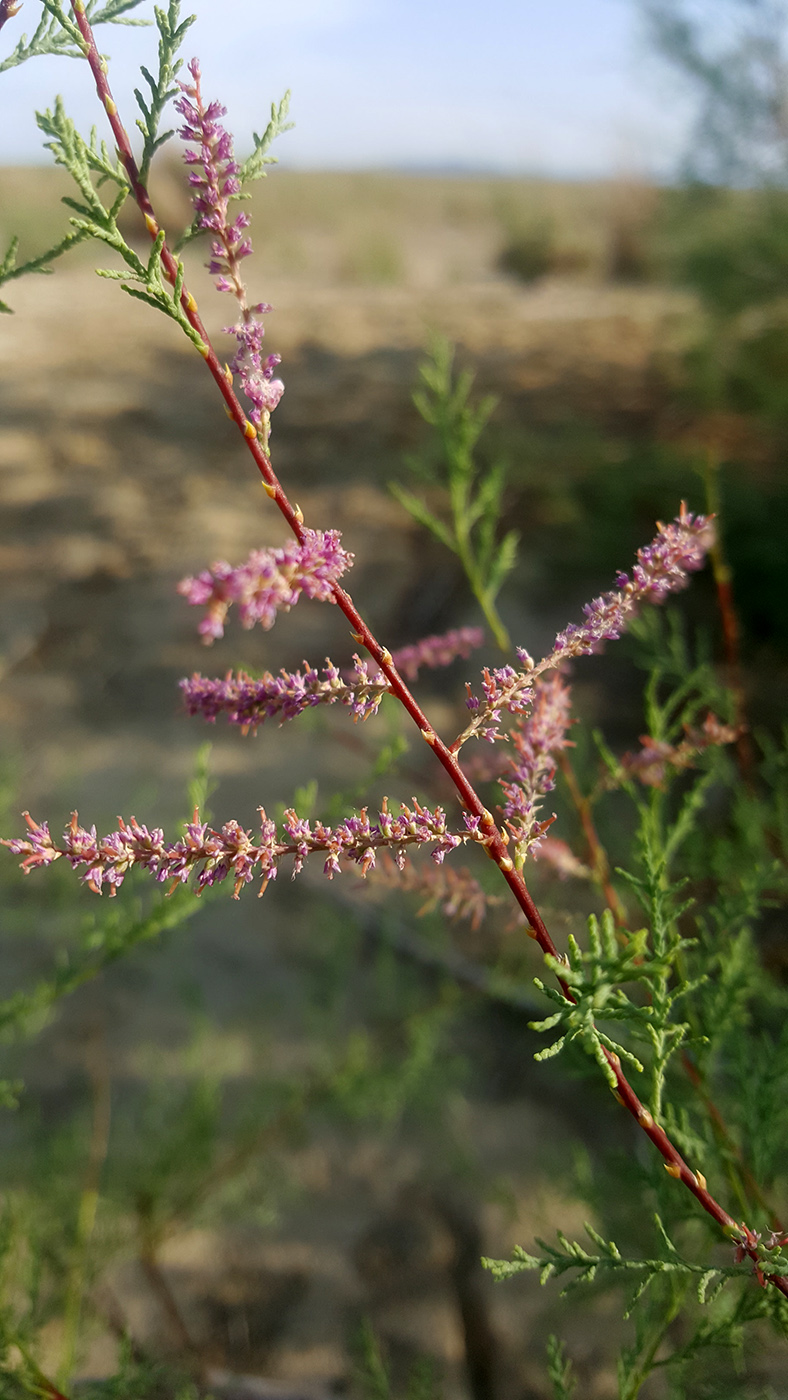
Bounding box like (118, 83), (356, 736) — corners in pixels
(457, 505), (714, 748)
(176, 58), (285, 431)
(2, 802), (471, 898)
(364, 627), (485, 682)
(499, 673), (574, 860)
(551, 504), (715, 663)
(180, 655), (389, 731)
(177, 529), (354, 644)
(1, 812), (61, 872)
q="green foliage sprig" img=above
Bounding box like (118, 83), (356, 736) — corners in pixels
(0, 225), (94, 314)
(0, 0), (152, 313)
(0, 0), (147, 76)
(546, 1334), (576, 1400)
(134, 1), (195, 182)
(0, 0), (200, 318)
(391, 337), (518, 650)
(487, 1216), (788, 1396)
(530, 910), (654, 1086)
(484, 1217), (748, 1307)
(26, 95), (208, 349)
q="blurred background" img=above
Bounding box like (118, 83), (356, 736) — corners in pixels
(1, 2), (788, 1397)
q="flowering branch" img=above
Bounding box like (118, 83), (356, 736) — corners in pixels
(3, 802), (468, 899)
(48, 1), (788, 1298)
(456, 505), (716, 748)
(180, 629), (485, 728)
(180, 657), (388, 729)
(175, 56), (284, 439)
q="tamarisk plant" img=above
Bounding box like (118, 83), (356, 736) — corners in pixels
(1, 1), (788, 1394)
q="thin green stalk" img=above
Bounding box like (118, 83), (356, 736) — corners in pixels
(619, 1278), (688, 1400)
(460, 547), (512, 651)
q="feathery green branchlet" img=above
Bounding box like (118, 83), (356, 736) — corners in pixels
(391, 337), (518, 651)
(0, 0), (147, 76)
(134, 1), (195, 182)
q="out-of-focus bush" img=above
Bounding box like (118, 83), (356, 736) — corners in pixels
(605, 178), (661, 282)
(654, 187), (788, 422)
(496, 217), (591, 283)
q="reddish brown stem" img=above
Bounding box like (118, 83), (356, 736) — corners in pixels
(69, 0), (787, 1297)
(703, 448), (754, 782)
(14, 1352), (72, 1400)
(558, 751), (628, 926)
(42, 1383), (71, 1400)
(0, 1), (21, 37)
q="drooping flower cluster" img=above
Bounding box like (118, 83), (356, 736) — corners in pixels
(2, 800), (467, 900)
(181, 626), (487, 729)
(181, 657), (388, 730)
(176, 59), (283, 426)
(531, 837), (591, 881)
(458, 506), (714, 746)
(367, 851), (506, 931)
(177, 530), (353, 643)
(499, 673), (574, 857)
(616, 711), (740, 788)
(369, 627), (484, 681)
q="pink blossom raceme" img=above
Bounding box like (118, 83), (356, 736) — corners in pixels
(175, 61), (245, 290)
(499, 673), (574, 857)
(2, 800), (470, 899)
(176, 59), (283, 427)
(617, 712), (740, 788)
(458, 505), (714, 746)
(462, 663), (530, 743)
(180, 657), (388, 730)
(181, 628), (484, 729)
(367, 627), (484, 682)
(225, 314), (284, 427)
(531, 837), (591, 881)
(551, 504), (715, 662)
(178, 529), (353, 643)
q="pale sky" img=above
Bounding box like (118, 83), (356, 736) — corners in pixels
(0, 0), (692, 175)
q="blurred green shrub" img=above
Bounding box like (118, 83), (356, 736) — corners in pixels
(654, 187), (788, 422)
(496, 218), (590, 283)
(496, 219), (554, 282)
